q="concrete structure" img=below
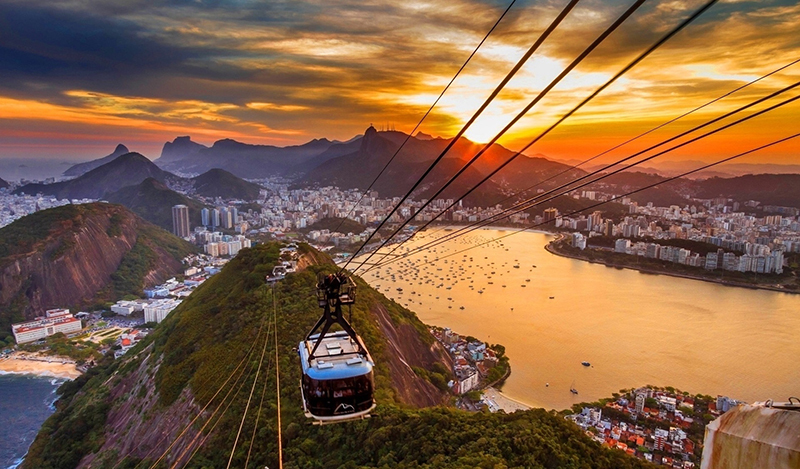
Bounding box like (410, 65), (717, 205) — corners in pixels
(144, 299), (182, 324)
(172, 204), (190, 238)
(702, 401), (800, 469)
(12, 309), (82, 344)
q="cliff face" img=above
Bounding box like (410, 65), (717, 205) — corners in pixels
(0, 206), (136, 315)
(0, 203), (193, 323)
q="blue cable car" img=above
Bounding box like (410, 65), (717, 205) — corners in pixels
(298, 273), (376, 423)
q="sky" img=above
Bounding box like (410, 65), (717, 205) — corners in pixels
(0, 0), (798, 166)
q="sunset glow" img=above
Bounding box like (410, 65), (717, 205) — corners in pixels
(0, 0), (797, 164)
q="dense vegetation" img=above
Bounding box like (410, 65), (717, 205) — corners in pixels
(0, 204), (84, 264)
(302, 216), (366, 234)
(25, 243), (654, 469)
(105, 177), (207, 231)
(106, 220), (195, 300)
(191, 168), (263, 200)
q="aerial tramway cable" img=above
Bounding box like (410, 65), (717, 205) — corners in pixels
(166, 301), (273, 469)
(367, 91), (800, 270)
(244, 286), (278, 468)
(395, 132), (800, 268)
(341, 0), (583, 272)
(226, 299), (274, 468)
(366, 80), (800, 270)
(361, 0), (714, 272)
(274, 285), (283, 469)
(417, 55), (800, 244)
(141, 298), (271, 469)
(332, 0), (518, 235)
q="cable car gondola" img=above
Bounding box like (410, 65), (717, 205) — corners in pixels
(298, 272), (375, 424)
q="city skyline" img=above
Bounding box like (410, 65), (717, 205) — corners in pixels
(0, 0), (798, 165)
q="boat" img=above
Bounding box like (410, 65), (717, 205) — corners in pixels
(582, 361), (591, 367)
(570, 381), (578, 395)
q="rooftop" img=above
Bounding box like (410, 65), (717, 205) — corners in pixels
(299, 330), (373, 381)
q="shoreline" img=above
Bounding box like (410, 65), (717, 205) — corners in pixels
(483, 387), (532, 413)
(0, 353), (80, 380)
(545, 239), (799, 296)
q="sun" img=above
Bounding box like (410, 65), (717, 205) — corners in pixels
(464, 112), (514, 144)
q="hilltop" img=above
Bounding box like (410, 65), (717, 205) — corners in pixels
(155, 136), (337, 177)
(15, 152), (178, 200)
(63, 144), (130, 177)
(105, 178), (207, 232)
(190, 168), (262, 201)
(0, 203), (195, 345)
(24, 243), (652, 468)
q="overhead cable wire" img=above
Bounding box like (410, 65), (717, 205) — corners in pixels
(385, 132), (800, 268)
(366, 86), (800, 271)
(420, 3), (791, 246)
(274, 285), (284, 469)
(331, 0), (518, 235)
(362, 0), (714, 271)
(143, 305), (269, 469)
(340, 0), (583, 272)
(244, 288), (277, 468)
(167, 307), (271, 469)
(177, 358), (259, 469)
(226, 304), (274, 468)
(366, 80), (800, 271)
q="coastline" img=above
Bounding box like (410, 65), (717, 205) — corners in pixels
(0, 352), (80, 380)
(483, 387), (531, 413)
(545, 239), (799, 295)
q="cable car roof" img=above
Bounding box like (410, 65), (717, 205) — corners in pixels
(299, 330), (373, 381)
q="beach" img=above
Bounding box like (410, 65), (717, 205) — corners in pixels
(0, 352), (80, 380)
(483, 387), (531, 413)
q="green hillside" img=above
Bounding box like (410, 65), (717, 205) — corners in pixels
(191, 168), (263, 200)
(0, 204), (195, 345)
(105, 178), (207, 232)
(24, 243), (653, 469)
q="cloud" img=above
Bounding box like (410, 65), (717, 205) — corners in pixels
(0, 0), (797, 163)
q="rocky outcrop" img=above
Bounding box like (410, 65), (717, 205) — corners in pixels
(63, 144), (130, 177)
(371, 302), (452, 407)
(0, 203), (192, 320)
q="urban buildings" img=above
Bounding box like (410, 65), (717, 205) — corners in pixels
(172, 204), (190, 238)
(144, 299), (182, 324)
(12, 309), (83, 344)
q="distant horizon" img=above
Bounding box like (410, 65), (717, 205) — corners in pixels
(1, 0), (797, 166)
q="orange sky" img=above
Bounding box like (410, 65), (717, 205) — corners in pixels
(0, 0), (798, 166)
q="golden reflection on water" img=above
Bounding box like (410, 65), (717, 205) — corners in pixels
(358, 229), (800, 410)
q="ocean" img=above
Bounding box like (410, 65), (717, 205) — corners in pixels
(360, 229), (800, 409)
(0, 374), (64, 468)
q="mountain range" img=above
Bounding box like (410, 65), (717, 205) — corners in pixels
(15, 128), (800, 225)
(17, 152), (176, 200)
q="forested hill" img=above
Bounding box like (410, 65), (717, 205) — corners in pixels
(0, 203), (194, 343)
(24, 243), (653, 469)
